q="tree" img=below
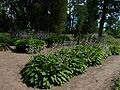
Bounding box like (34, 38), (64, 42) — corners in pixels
(50, 0), (67, 33)
(98, 0), (120, 37)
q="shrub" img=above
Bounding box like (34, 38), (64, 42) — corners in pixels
(28, 38), (45, 53)
(15, 39), (28, 53)
(15, 38), (45, 53)
(21, 54), (73, 88)
(72, 45), (105, 66)
(10, 37), (23, 46)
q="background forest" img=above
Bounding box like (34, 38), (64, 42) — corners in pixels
(0, 0), (120, 38)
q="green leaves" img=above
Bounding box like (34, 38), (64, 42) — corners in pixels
(15, 38), (45, 53)
(21, 42), (120, 89)
(112, 76), (120, 90)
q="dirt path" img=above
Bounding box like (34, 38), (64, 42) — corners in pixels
(0, 51), (120, 90)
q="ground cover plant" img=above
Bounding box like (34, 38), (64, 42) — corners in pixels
(21, 35), (120, 89)
(112, 75), (120, 90)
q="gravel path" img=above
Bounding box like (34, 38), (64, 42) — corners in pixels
(0, 51), (120, 90)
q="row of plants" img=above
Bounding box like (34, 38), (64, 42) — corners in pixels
(14, 33), (72, 53)
(0, 32), (72, 52)
(21, 35), (120, 89)
(0, 32), (45, 53)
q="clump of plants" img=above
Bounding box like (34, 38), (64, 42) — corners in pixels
(15, 38), (45, 53)
(112, 75), (120, 90)
(15, 39), (29, 53)
(21, 34), (120, 89)
(21, 44), (108, 89)
(100, 35), (120, 55)
(28, 38), (45, 53)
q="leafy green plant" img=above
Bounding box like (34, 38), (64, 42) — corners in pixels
(21, 54), (72, 89)
(15, 38), (45, 53)
(100, 35), (120, 55)
(112, 75), (120, 90)
(21, 44), (108, 89)
(28, 38), (45, 53)
(15, 39), (29, 53)
(0, 33), (11, 51)
(109, 45), (120, 55)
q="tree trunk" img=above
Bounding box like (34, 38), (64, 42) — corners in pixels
(98, 0), (109, 38)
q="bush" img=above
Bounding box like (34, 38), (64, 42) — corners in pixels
(28, 38), (45, 53)
(21, 45), (107, 89)
(21, 54), (73, 88)
(15, 39), (28, 53)
(71, 45), (105, 66)
(15, 38), (45, 53)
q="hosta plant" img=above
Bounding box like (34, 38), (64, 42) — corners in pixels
(21, 54), (72, 89)
(21, 44), (107, 89)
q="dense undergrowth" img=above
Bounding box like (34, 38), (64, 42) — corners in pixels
(21, 35), (120, 89)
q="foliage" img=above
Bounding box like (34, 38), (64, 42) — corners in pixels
(15, 39), (28, 53)
(21, 34), (120, 89)
(28, 38), (45, 53)
(109, 45), (120, 55)
(15, 38), (45, 53)
(0, 33), (11, 44)
(100, 35), (120, 55)
(0, 33), (11, 51)
(21, 44), (110, 89)
(0, 43), (9, 51)
(45, 33), (71, 48)
(112, 75), (120, 90)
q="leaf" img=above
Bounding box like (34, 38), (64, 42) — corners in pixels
(42, 72), (46, 75)
(46, 81), (51, 88)
(43, 77), (48, 83)
(58, 73), (67, 82)
(50, 76), (55, 83)
(30, 78), (34, 83)
(30, 73), (35, 76)
(56, 76), (63, 85)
